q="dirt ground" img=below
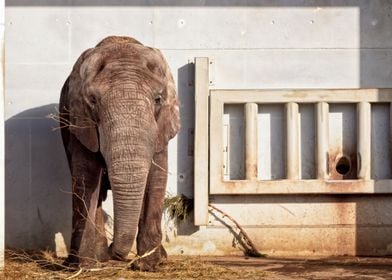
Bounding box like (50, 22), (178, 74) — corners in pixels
(205, 256), (392, 279)
(3, 250), (392, 279)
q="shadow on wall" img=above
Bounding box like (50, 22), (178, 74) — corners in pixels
(5, 99), (198, 253)
(176, 63), (198, 236)
(177, 63), (195, 198)
(5, 104), (71, 254)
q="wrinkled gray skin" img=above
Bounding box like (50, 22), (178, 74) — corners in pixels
(59, 36), (180, 271)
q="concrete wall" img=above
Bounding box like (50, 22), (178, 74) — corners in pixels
(4, 0), (392, 257)
(0, 0), (4, 268)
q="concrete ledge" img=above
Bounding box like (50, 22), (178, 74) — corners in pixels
(210, 179), (392, 194)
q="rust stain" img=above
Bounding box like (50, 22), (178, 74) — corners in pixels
(283, 91), (308, 99)
(245, 163), (258, 180)
(324, 180), (366, 192)
(222, 180), (247, 192)
(218, 178), (376, 195)
(334, 197), (354, 248)
(329, 148), (357, 180)
(221, 179), (285, 194)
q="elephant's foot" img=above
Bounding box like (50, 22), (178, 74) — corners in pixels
(108, 243), (128, 261)
(63, 254), (79, 268)
(95, 238), (110, 262)
(63, 254), (99, 269)
(131, 245), (167, 272)
(95, 248), (110, 263)
(131, 259), (156, 272)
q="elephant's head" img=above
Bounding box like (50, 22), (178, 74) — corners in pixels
(65, 36), (180, 259)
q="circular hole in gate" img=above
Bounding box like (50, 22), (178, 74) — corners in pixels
(335, 156), (351, 175)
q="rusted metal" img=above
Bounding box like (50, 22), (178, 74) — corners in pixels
(328, 150), (358, 180)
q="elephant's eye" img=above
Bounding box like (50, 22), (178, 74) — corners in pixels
(154, 95), (162, 105)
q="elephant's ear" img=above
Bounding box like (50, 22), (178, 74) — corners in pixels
(154, 50), (180, 152)
(66, 49), (100, 152)
(68, 102), (99, 152)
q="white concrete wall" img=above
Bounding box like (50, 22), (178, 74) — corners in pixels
(4, 1), (392, 257)
(0, 0), (4, 268)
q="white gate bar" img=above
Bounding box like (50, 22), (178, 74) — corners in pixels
(357, 102), (371, 180)
(211, 89), (392, 103)
(210, 179), (392, 194)
(286, 103), (300, 180)
(316, 102), (329, 180)
(209, 94), (224, 193)
(245, 103), (258, 180)
(194, 57), (210, 225)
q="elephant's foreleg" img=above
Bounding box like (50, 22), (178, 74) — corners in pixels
(135, 148), (168, 271)
(94, 195), (109, 262)
(65, 142), (103, 267)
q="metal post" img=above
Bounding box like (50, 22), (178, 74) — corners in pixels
(194, 57), (210, 225)
(316, 102), (329, 179)
(357, 102), (371, 180)
(286, 103), (300, 180)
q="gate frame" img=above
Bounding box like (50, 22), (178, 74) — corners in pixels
(194, 57), (392, 225)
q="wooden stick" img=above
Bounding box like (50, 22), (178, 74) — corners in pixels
(208, 204), (264, 257)
(66, 268), (83, 279)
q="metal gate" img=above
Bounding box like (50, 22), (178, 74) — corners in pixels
(194, 57), (392, 225)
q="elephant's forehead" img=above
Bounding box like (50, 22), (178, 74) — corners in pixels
(99, 49), (164, 80)
(98, 43), (162, 65)
(95, 36), (143, 47)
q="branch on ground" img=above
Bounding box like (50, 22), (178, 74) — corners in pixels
(208, 204), (265, 258)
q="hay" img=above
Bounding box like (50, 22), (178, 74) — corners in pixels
(164, 194), (264, 258)
(3, 249), (268, 279)
(164, 194), (193, 224)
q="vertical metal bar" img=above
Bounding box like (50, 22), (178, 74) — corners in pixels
(357, 102), (371, 180)
(209, 97), (224, 193)
(222, 114), (230, 180)
(245, 103), (258, 180)
(286, 103), (300, 180)
(316, 102), (329, 179)
(194, 57), (209, 225)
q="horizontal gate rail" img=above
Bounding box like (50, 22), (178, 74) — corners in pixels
(211, 89), (392, 103)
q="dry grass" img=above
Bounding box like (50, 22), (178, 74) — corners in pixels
(164, 194), (193, 224)
(3, 249), (268, 280)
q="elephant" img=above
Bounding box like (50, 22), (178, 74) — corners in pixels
(59, 36), (180, 271)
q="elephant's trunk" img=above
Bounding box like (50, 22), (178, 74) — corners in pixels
(109, 151), (151, 259)
(100, 93), (157, 259)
